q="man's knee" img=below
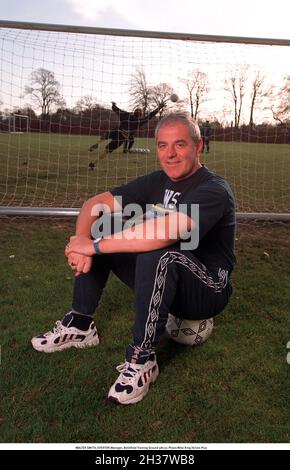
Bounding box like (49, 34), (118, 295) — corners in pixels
(137, 248), (168, 262)
(135, 249), (178, 275)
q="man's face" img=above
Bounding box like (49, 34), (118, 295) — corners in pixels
(156, 123), (202, 182)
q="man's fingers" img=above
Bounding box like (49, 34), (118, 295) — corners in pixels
(76, 260), (85, 272)
(66, 253), (92, 275)
(67, 253), (78, 269)
(83, 259), (92, 273)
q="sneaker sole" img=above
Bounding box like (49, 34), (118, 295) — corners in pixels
(108, 365), (159, 405)
(31, 336), (100, 353)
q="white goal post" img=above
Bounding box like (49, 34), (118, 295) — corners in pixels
(0, 20), (289, 219)
(7, 114), (29, 134)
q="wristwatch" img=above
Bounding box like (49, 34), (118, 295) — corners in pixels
(93, 237), (102, 255)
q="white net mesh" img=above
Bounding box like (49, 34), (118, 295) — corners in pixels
(0, 25), (289, 212)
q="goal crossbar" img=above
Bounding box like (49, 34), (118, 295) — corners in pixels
(0, 20), (290, 47)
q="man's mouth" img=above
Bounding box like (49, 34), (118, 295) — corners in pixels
(166, 160), (181, 166)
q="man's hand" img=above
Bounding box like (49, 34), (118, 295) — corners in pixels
(66, 252), (93, 277)
(66, 235), (95, 257)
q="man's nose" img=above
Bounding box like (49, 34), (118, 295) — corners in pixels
(167, 144), (177, 157)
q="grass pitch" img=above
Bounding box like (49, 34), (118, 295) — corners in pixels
(0, 133), (289, 212)
(0, 220), (289, 444)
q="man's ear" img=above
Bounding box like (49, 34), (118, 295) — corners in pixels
(197, 138), (203, 156)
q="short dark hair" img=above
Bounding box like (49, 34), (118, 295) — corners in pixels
(155, 112), (201, 145)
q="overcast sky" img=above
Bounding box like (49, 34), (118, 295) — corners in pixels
(1, 0), (290, 40)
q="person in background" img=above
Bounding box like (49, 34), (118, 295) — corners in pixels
(88, 101), (165, 169)
(201, 120), (212, 153)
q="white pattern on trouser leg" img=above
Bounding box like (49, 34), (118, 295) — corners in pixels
(140, 251), (228, 350)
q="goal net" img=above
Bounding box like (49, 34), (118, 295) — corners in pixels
(0, 22), (289, 215)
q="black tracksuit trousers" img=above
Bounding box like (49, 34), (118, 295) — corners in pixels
(71, 246), (232, 362)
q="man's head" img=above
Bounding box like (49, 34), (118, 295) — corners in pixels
(134, 108), (142, 117)
(155, 113), (202, 182)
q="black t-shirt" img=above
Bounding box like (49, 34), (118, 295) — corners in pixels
(112, 104), (160, 133)
(110, 165), (236, 275)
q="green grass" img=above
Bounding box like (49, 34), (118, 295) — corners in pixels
(0, 133), (289, 212)
(0, 220), (289, 443)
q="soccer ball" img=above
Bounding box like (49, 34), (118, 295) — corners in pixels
(131, 148), (150, 154)
(165, 314), (214, 346)
(170, 93), (179, 103)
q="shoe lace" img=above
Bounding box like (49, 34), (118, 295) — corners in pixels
(116, 362), (141, 384)
(44, 320), (64, 337)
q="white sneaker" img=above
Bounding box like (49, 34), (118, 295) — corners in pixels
(31, 320), (99, 353)
(108, 355), (159, 405)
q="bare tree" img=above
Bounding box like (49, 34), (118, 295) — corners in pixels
(129, 67), (151, 114)
(148, 82), (175, 116)
(270, 75), (290, 125)
(249, 72), (265, 127)
(74, 95), (98, 114)
(24, 68), (65, 116)
(225, 68), (248, 128)
(180, 70), (209, 119)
